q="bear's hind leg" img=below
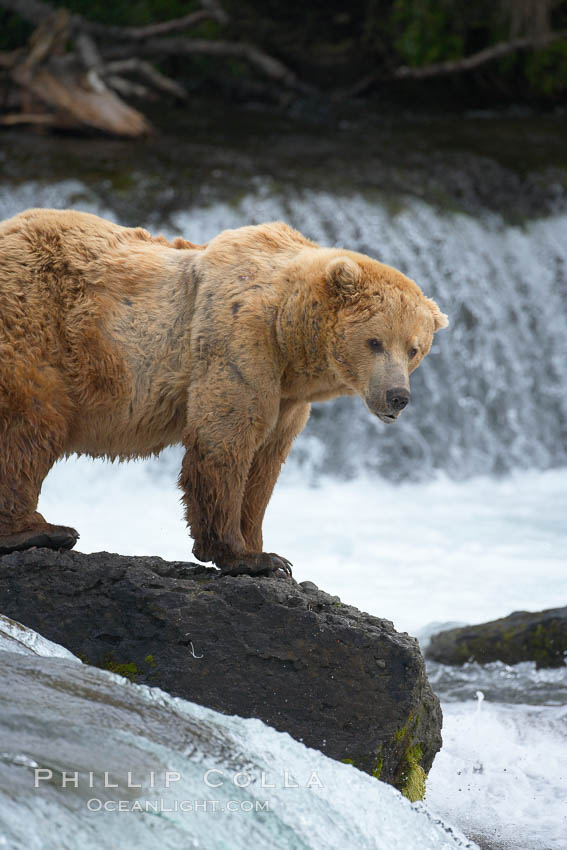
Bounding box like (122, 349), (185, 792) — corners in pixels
(0, 415), (78, 556)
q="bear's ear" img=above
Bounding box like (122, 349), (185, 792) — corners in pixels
(325, 256), (362, 300)
(426, 297), (449, 331)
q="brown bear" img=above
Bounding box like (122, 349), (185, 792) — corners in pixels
(0, 209), (448, 575)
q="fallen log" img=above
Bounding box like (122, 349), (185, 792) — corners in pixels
(0, 0), (313, 136)
(1, 5), (152, 135)
(11, 63), (152, 135)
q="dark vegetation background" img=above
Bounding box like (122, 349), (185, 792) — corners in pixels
(1, 0), (567, 119)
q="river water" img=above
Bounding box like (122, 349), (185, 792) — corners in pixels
(0, 106), (566, 849)
(0, 615), (479, 850)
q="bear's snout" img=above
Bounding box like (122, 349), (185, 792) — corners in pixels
(364, 382), (411, 424)
(386, 387), (410, 412)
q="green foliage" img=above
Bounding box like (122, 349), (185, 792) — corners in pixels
(391, 0), (465, 66)
(391, 711), (427, 801)
(372, 749), (384, 779)
(390, 0), (567, 98)
(100, 652), (159, 682)
(524, 41), (567, 95)
(103, 657), (139, 682)
(400, 744), (426, 802)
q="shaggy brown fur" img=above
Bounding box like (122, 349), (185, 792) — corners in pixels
(0, 209), (448, 573)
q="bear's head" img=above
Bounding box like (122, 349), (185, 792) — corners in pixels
(325, 254), (448, 424)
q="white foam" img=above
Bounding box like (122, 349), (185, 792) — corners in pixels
(426, 698), (567, 850)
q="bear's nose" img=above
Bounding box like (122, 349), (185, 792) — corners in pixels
(386, 387), (410, 411)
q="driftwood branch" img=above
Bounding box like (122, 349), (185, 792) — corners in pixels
(0, 111), (55, 125)
(11, 64), (151, 134)
(105, 58), (187, 100)
(3, 0), (566, 109)
(394, 29), (567, 80)
(75, 31), (103, 72)
(0, 0), (225, 38)
(1, 3), (153, 135)
(102, 37), (314, 94)
(336, 28), (567, 99)
(72, 10), (219, 42)
(0, 0), (314, 130)
(19, 5), (68, 70)
(105, 75), (153, 101)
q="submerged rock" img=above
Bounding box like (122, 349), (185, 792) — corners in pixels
(426, 607), (567, 669)
(0, 548), (441, 799)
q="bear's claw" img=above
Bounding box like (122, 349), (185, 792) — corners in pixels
(0, 525), (79, 556)
(219, 551), (293, 578)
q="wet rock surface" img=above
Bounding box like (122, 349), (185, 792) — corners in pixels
(426, 607), (567, 669)
(2, 107), (567, 226)
(0, 547), (442, 797)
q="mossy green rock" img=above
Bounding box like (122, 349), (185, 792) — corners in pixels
(0, 548), (442, 799)
(426, 607), (567, 669)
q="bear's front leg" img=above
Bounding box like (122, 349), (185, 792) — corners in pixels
(240, 400), (310, 551)
(217, 551), (293, 578)
(180, 375), (291, 577)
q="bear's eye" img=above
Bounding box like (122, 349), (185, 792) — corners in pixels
(409, 347), (418, 359)
(367, 338), (384, 353)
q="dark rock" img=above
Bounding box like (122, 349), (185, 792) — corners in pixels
(0, 547), (442, 799)
(426, 607), (567, 669)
